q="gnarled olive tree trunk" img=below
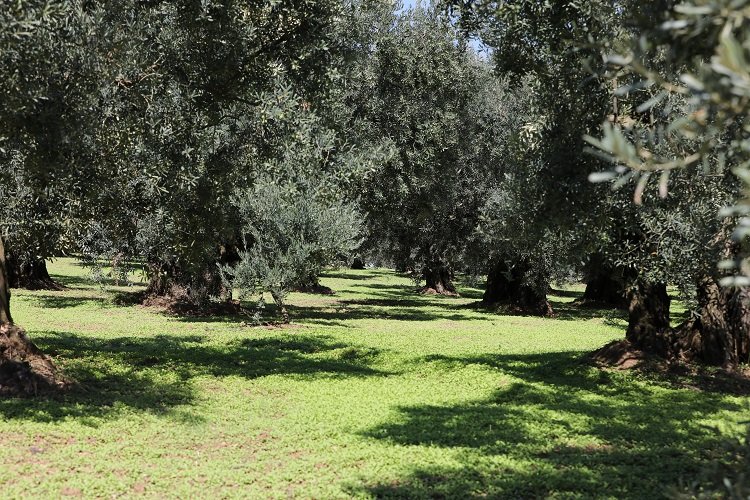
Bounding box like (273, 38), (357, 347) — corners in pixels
(673, 277), (750, 368)
(6, 253), (61, 291)
(482, 259), (553, 316)
(421, 260), (457, 295)
(0, 238), (64, 395)
(625, 281), (671, 355)
(625, 276), (750, 368)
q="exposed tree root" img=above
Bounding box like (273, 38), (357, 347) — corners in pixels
(0, 324), (68, 396)
(589, 339), (750, 395)
(417, 286), (459, 297)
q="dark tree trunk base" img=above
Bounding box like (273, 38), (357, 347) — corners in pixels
(143, 260), (239, 316)
(577, 273), (629, 309)
(351, 257), (365, 270)
(0, 324), (67, 396)
(626, 282), (671, 356)
(293, 277), (334, 295)
(622, 278), (750, 369)
(480, 260), (553, 317)
(589, 339), (750, 394)
(588, 339), (662, 370)
(420, 262), (458, 296)
(575, 255), (631, 310)
(418, 286), (459, 296)
(7, 257), (63, 291)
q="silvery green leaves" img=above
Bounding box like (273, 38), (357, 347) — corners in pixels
(588, 0), (750, 284)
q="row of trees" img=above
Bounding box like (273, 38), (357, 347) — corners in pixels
(1, 0), (749, 393)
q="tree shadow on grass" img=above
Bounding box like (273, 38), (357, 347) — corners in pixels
(0, 331), (390, 423)
(320, 271), (379, 281)
(286, 302), (473, 326)
(26, 293), (111, 309)
(548, 299), (627, 325)
(353, 351), (742, 499)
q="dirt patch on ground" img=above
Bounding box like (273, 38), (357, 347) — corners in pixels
(588, 340), (662, 370)
(0, 324), (70, 396)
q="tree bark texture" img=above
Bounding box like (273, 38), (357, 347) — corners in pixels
(625, 281), (671, 356)
(0, 238), (13, 325)
(0, 238), (65, 395)
(422, 261), (457, 295)
(673, 277), (750, 367)
(271, 291), (290, 324)
(625, 277), (750, 368)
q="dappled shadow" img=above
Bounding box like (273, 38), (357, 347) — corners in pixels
(548, 299), (627, 325)
(0, 331), (389, 423)
(320, 271), (381, 281)
(51, 273), (96, 288)
(549, 287), (585, 300)
(287, 301), (473, 325)
(355, 351), (742, 498)
(27, 293), (110, 309)
(51, 269), (147, 288)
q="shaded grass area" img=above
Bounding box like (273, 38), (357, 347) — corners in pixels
(0, 260), (746, 498)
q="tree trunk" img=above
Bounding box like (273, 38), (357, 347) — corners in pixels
(271, 291), (290, 324)
(351, 257), (365, 270)
(6, 254), (61, 291)
(0, 238), (13, 325)
(0, 238), (65, 395)
(672, 277), (750, 368)
(421, 261), (457, 295)
(580, 254), (630, 309)
(625, 281), (671, 356)
(482, 259), (553, 316)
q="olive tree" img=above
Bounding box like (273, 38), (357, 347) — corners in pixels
(587, 0), (750, 367)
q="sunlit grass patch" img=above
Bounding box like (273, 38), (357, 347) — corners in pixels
(0, 258), (745, 498)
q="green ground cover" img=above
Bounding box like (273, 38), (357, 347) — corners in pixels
(0, 259), (747, 498)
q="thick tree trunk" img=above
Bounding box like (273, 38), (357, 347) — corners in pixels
(0, 238), (65, 395)
(623, 277), (750, 368)
(421, 261), (457, 295)
(625, 281), (672, 356)
(6, 254), (61, 291)
(580, 254), (630, 309)
(271, 291), (290, 324)
(672, 277), (750, 368)
(482, 260), (553, 316)
(145, 260), (181, 298)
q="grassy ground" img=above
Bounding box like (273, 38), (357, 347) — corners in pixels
(1, 259), (747, 498)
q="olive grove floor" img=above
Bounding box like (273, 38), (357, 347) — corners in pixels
(0, 259), (746, 498)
